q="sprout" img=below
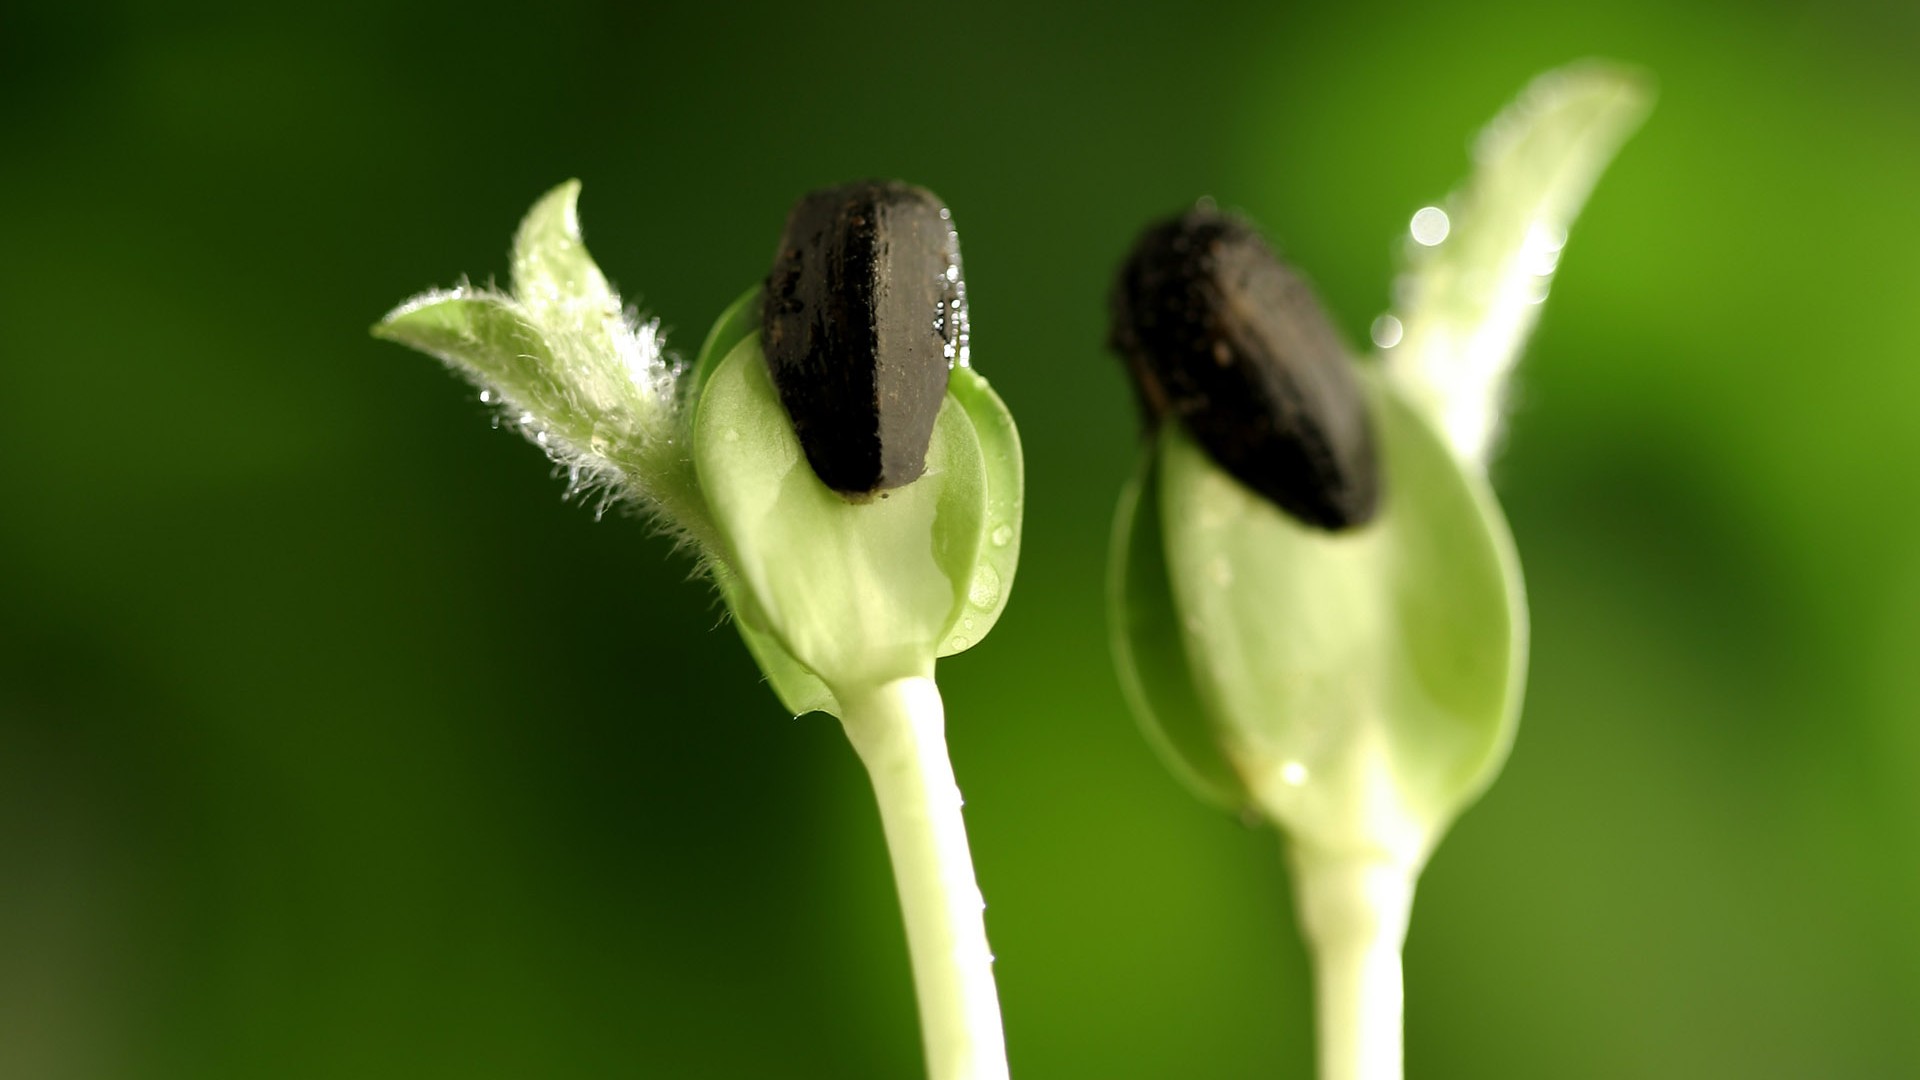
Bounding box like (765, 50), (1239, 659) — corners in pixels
(376, 179), (1023, 1080)
(1107, 63), (1650, 1080)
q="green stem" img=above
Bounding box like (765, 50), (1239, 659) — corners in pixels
(840, 677), (1010, 1080)
(1288, 845), (1415, 1080)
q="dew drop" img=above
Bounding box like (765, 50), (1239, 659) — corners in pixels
(1281, 761), (1310, 786)
(967, 564), (1001, 609)
(1523, 220), (1568, 277)
(989, 523), (1014, 548)
(949, 635), (969, 651)
(1410, 206), (1451, 246)
(1369, 314), (1404, 350)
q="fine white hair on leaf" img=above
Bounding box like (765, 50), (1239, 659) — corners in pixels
(375, 181), (720, 555)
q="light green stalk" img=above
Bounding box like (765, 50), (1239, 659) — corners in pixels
(841, 678), (1009, 1080)
(1291, 847), (1415, 1080)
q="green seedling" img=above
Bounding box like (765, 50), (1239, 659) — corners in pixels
(1107, 63), (1649, 1080)
(376, 179), (1023, 1080)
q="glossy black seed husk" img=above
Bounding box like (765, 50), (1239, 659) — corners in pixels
(1109, 209), (1380, 530)
(762, 180), (962, 496)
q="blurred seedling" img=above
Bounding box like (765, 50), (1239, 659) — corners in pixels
(376, 179), (1023, 1080)
(1106, 63), (1649, 1080)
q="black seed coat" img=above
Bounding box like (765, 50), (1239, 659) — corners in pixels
(762, 181), (963, 496)
(1109, 209), (1380, 530)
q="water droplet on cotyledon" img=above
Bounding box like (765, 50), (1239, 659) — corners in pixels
(967, 564), (1001, 609)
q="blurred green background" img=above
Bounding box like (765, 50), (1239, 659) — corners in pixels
(5, 0), (1919, 1076)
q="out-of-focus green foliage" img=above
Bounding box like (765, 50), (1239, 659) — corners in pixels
(4, 1), (1920, 1078)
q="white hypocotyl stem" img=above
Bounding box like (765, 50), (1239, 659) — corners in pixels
(1289, 845), (1417, 1080)
(840, 676), (1010, 1080)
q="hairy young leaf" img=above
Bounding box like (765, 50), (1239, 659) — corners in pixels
(374, 293), (584, 444)
(511, 179), (622, 344)
(1385, 62), (1651, 467)
(375, 182), (717, 546)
